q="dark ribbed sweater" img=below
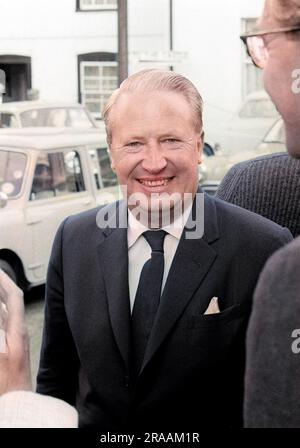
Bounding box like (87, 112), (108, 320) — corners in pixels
(216, 152), (300, 237)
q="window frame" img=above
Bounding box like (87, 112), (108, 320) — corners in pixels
(76, 0), (117, 12)
(241, 17), (264, 98)
(79, 60), (118, 119)
(88, 145), (118, 190)
(0, 149), (28, 200)
(29, 148), (87, 202)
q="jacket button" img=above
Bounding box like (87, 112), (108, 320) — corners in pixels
(124, 375), (130, 388)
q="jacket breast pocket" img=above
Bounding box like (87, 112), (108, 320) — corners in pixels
(185, 302), (248, 355)
(187, 303), (245, 329)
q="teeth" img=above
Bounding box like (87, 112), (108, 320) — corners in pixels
(139, 179), (170, 187)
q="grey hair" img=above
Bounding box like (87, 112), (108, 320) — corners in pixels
(102, 69), (203, 145)
(273, 0), (300, 26)
(258, 0), (300, 29)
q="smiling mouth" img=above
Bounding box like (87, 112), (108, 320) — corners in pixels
(137, 177), (174, 187)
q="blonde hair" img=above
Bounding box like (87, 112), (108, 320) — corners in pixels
(103, 69), (203, 145)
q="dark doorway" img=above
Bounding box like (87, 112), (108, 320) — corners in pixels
(0, 55), (31, 102)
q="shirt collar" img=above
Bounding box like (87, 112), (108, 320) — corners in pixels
(127, 203), (193, 249)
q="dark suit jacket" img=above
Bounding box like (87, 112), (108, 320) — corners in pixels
(244, 236), (300, 428)
(37, 193), (292, 430)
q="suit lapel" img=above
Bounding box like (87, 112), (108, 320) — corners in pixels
(141, 193), (220, 374)
(96, 201), (131, 371)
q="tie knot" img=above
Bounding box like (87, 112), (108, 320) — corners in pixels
(143, 230), (167, 253)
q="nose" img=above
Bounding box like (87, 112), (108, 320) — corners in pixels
(141, 143), (167, 173)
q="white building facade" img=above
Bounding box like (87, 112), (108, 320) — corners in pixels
(0, 0), (265, 123)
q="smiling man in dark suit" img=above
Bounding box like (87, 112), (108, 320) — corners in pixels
(37, 69), (292, 430)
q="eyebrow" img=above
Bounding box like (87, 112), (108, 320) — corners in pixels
(122, 136), (145, 143)
(119, 133), (181, 144)
(158, 132), (183, 138)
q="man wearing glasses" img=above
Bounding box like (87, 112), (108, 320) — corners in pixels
(240, 0), (300, 428)
(240, 0), (300, 158)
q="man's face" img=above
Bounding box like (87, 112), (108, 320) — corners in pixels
(109, 90), (203, 215)
(260, 1), (300, 157)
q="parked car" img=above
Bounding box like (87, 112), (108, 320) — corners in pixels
(0, 101), (98, 129)
(199, 118), (286, 194)
(205, 90), (280, 154)
(0, 128), (120, 289)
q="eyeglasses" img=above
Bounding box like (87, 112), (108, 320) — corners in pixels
(240, 25), (300, 69)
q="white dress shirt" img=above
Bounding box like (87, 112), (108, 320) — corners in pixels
(127, 205), (192, 312)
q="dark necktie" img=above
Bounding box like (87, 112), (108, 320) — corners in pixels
(131, 230), (167, 379)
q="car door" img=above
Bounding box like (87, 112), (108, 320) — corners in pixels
(25, 146), (96, 282)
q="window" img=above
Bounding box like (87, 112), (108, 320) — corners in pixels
(80, 61), (118, 119)
(0, 150), (27, 197)
(30, 150), (85, 200)
(20, 107), (94, 128)
(241, 18), (264, 97)
(78, 0), (117, 11)
(264, 120), (286, 144)
(0, 113), (18, 128)
(97, 147), (118, 187)
(68, 108), (95, 128)
(239, 99), (279, 119)
(89, 147), (118, 189)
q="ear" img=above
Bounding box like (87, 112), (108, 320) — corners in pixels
(197, 130), (204, 164)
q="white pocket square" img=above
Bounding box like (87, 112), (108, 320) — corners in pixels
(204, 297), (220, 315)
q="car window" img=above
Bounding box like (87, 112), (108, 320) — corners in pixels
(20, 107), (94, 128)
(264, 120), (286, 144)
(0, 150), (27, 197)
(0, 113), (18, 128)
(21, 109), (48, 126)
(46, 109), (69, 126)
(239, 99), (278, 119)
(68, 108), (94, 128)
(97, 147), (118, 188)
(30, 150), (85, 200)
(89, 147), (118, 189)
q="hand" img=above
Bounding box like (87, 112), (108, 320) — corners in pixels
(0, 269), (32, 394)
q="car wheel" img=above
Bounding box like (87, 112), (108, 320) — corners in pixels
(0, 259), (17, 284)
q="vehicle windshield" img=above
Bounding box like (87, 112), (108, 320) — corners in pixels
(0, 150), (27, 197)
(239, 99), (279, 119)
(264, 120), (286, 144)
(20, 107), (94, 128)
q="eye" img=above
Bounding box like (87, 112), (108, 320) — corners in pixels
(124, 141), (144, 153)
(125, 141), (142, 149)
(162, 138), (180, 143)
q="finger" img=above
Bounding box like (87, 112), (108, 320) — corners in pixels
(0, 328), (6, 353)
(0, 269), (23, 304)
(0, 300), (8, 328)
(0, 300), (8, 353)
(0, 270), (25, 339)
